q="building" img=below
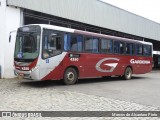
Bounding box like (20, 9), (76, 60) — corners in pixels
(0, 0), (160, 78)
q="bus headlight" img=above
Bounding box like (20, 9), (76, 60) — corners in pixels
(31, 66), (38, 72)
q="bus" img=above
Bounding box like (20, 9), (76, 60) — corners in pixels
(14, 24), (153, 85)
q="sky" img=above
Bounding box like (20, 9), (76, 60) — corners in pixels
(101, 0), (160, 24)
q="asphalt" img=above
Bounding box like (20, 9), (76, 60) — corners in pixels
(28, 70), (160, 108)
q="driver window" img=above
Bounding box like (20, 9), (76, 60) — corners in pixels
(48, 35), (57, 50)
(42, 29), (62, 59)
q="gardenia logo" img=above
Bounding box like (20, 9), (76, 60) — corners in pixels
(130, 59), (151, 64)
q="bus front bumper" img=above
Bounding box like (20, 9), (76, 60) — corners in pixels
(14, 68), (40, 81)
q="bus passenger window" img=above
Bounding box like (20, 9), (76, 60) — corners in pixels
(114, 41), (125, 54)
(85, 37), (98, 53)
(126, 43), (134, 55)
(101, 39), (113, 53)
(143, 45), (152, 56)
(71, 35), (83, 51)
(64, 34), (71, 51)
(77, 36), (83, 51)
(109, 40), (113, 53)
(101, 39), (107, 53)
(136, 44), (143, 55)
(120, 42), (125, 54)
(93, 38), (98, 53)
(64, 34), (83, 52)
(114, 41), (119, 54)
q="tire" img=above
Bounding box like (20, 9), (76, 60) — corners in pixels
(63, 68), (78, 85)
(123, 67), (132, 80)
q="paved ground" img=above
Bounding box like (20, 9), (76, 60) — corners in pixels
(0, 70), (160, 120)
(53, 70), (160, 108)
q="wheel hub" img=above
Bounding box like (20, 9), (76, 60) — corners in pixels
(67, 72), (74, 81)
(126, 70), (131, 78)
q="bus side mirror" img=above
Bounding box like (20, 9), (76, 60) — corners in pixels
(9, 34), (11, 43)
(9, 30), (16, 43)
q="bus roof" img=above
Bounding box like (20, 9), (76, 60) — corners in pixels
(24, 24), (152, 45)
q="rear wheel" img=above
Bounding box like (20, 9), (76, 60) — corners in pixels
(63, 68), (78, 85)
(123, 67), (132, 80)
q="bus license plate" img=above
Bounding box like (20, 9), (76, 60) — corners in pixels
(19, 73), (24, 77)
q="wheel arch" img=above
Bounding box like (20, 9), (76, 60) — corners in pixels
(125, 65), (133, 73)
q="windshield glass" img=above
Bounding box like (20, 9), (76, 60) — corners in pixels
(14, 25), (41, 60)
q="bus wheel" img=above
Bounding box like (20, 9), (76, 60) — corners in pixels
(123, 67), (132, 80)
(63, 68), (78, 85)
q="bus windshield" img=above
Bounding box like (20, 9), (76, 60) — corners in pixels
(14, 25), (41, 60)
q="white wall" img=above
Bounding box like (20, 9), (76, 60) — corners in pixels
(0, 0), (21, 78)
(0, 0), (6, 78)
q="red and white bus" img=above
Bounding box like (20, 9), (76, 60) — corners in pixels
(14, 24), (153, 85)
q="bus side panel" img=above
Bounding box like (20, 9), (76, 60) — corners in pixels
(40, 52), (152, 80)
(131, 56), (152, 74)
(64, 53), (126, 78)
(92, 54), (125, 77)
(39, 52), (67, 80)
(63, 53), (125, 78)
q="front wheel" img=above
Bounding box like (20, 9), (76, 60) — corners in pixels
(123, 67), (132, 80)
(63, 68), (78, 85)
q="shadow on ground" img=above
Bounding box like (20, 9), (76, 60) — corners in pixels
(19, 76), (146, 88)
